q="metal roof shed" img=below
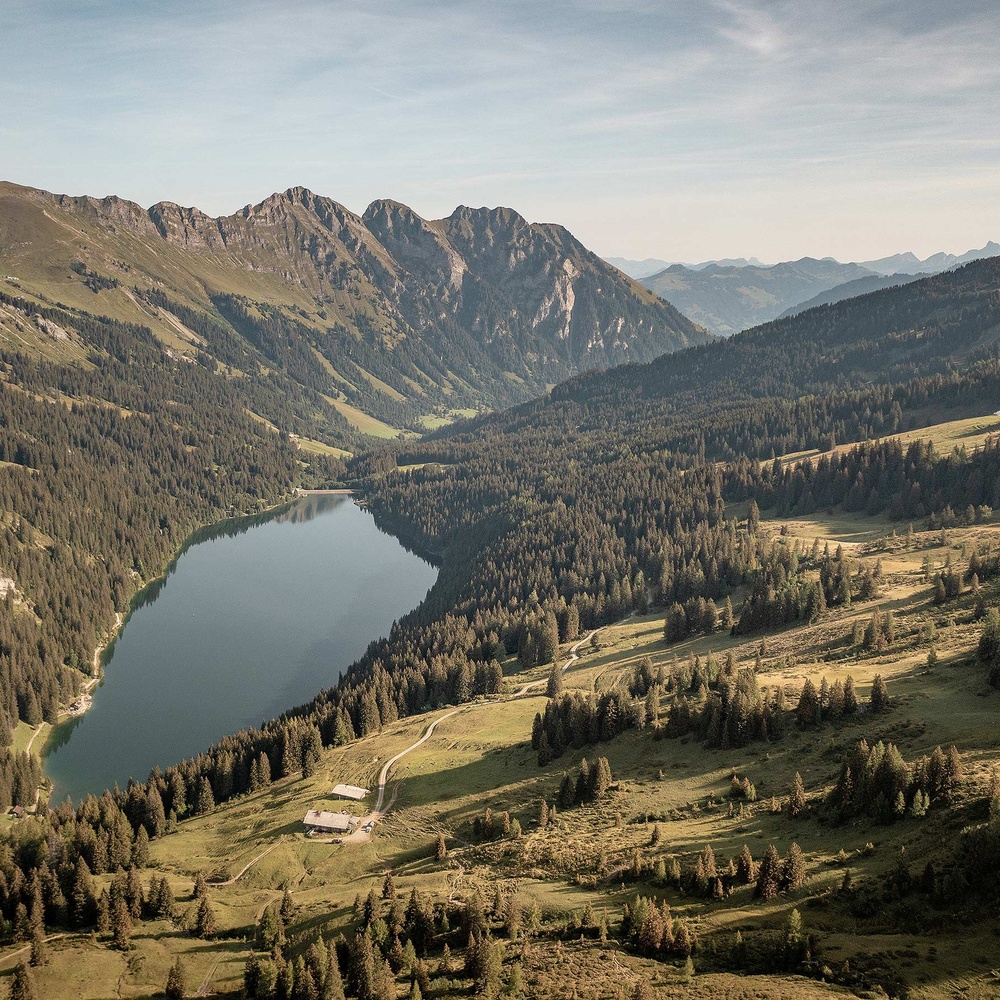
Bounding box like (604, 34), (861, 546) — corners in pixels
(331, 784), (369, 801)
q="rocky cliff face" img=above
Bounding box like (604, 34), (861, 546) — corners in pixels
(1, 181), (710, 426)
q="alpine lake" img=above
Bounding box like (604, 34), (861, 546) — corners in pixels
(44, 493), (439, 803)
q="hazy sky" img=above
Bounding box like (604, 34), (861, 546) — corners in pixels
(3, 0), (998, 262)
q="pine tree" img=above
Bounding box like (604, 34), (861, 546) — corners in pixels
(196, 896), (218, 939)
(546, 663), (563, 698)
(538, 799), (549, 830)
(112, 896), (132, 950)
(781, 842), (806, 890)
(435, 832), (447, 861)
(870, 674), (891, 713)
(324, 947), (346, 1000)
(10, 960), (37, 1000)
(843, 675), (858, 714)
(755, 844), (781, 899)
(591, 756), (613, 798)
(193, 872), (209, 900)
(29, 923), (46, 967)
(165, 957), (187, 999)
(788, 772), (807, 818)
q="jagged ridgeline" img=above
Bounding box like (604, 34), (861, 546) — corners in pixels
(0, 181), (708, 438)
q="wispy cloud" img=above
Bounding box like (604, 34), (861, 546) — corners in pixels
(1, 0), (998, 260)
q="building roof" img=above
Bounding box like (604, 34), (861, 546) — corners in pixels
(303, 809), (355, 833)
(331, 783), (369, 800)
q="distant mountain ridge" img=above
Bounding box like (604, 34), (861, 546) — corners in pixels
(0, 181), (708, 441)
(636, 257), (875, 336)
(605, 255), (766, 279)
(777, 272), (920, 320)
(860, 242), (1000, 275)
(604, 241), (999, 336)
(556, 255), (1000, 414)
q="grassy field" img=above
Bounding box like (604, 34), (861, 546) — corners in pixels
(776, 410), (1000, 470)
(326, 396), (414, 439)
(3, 506), (999, 998)
(418, 408), (481, 430)
(291, 435), (353, 459)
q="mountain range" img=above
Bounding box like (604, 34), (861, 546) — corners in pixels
(606, 242), (1000, 336)
(0, 181), (707, 444)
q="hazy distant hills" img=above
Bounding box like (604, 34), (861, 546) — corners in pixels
(860, 241), (1000, 275)
(606, 255), (765, 279)
(605, 242), (999, 336)
(636, 257), (874, 336)
(0, 181), (707, 439)
(776, 271), (920, 320)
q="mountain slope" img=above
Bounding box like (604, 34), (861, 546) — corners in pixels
(566, 256), (1000, 412)
(776, 272), (920, 319)
(0, 182), (709, 437)
(639, 258), (875, 335)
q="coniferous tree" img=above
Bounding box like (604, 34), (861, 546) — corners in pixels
(165, 958), (187, 999)
(870, 674), (891, 713)
(10, 960), (38, 1000)
(755, 844), (781, 899)
(788, 773), (807, 818)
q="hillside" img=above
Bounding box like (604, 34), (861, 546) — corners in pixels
(559, 256), (1000, 413)
(4, 422), (1000, 999)
(3, 217), (1000, 999)
(0, 181), (708, 437)
(638, 258), (876, 336)
(777, 273), (920, 320)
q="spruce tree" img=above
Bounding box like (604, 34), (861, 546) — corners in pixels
(755, 844), (781, 899)
(870, 674), (891, 713)
(165, 957), (187, 999)
(781, 842), (806, 890)
(10, 960), (37, 1000)
(196, 896), (218, 939)
(788, 772), (807, 818)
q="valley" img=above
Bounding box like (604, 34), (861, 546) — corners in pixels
(0, 194), (999, 1000)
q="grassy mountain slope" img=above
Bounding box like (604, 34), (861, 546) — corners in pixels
(0, 181), (709, 435)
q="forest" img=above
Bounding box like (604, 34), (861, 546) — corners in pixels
(2, 257), (1000, 1000)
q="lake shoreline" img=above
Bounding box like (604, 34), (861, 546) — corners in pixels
(31, 491), (304, 802)
(43, 490), (438, 804)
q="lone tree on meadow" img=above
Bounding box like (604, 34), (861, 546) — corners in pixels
(788, 772), (807, 818)
(165, 957), (187, 999)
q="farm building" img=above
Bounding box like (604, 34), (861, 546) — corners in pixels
(303, 810), (356, 834)
(331, 783), (369, 801)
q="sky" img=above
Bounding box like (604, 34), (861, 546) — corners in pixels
(2, 0), (998, 262)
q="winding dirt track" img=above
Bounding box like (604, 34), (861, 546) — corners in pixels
(514, 628), (602, 697)
(213, 839), (284, 886)
(346, 708), (463, 841)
